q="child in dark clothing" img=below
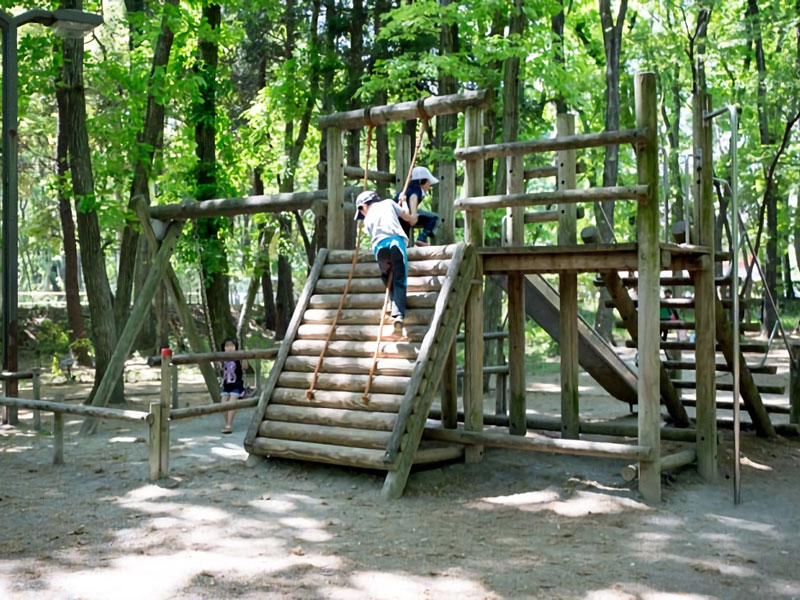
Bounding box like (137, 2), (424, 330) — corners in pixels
(219, 337), (248, 434)
(394, 166), (440, 246)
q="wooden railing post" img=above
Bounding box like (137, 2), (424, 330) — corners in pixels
(635, 72), (662, 503)
(53, 412), (64, 466)
(693, 88), (718, 481)
(438, 151), (458, 429)
(159, 348), (172, 478)
(506, 152), (526, 435)
(463, 105), (485, 463)
(327, 127), (345, 249)
(557, 113), (579, 440)
(148, 402), (161, 481)
(31, 368), (41, 430)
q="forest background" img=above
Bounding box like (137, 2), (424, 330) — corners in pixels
(5, 0), (799, 403)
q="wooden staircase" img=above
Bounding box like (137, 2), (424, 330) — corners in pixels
(597, 265), (783, 436)
(244, 242), (478, 498)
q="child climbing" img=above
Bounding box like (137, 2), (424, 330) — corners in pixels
(355, 190), (414, 338)
(394, 166), (440, 246)
(219, 337), (248, 434)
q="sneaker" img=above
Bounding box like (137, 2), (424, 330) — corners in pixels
(393, 321), (404, 338)
(416, 240), (429, 247)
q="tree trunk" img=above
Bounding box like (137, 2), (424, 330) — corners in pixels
(593, 0), (628, 343)
(115, 0), (180, 335)
(55, 65), (90, 367)
(194, 2), (236, 348)
(61, 0), (123, 404)
(551, 0), (567, 114)
(253, 171), (278, 332)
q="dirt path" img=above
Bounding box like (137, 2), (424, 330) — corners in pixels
(1, 367), (799, 599)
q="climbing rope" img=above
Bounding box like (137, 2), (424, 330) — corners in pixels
(362, 269), (392, 405)
(306, 123), (375, 400)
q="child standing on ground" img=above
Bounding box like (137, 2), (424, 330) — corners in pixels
(219, 337), (247, 434)
(394, 166), (440, 246)
(356, 190), (414, 338)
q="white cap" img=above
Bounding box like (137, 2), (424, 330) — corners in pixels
(410, 166), (438, 185)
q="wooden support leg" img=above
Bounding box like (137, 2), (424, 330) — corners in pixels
(464, 278), (484, 463)
(636, 72), (662, 503)
(53, 412), (64, 465)
(441, 345), (458, 429)
(507, 273), (526, 434)
(32, 368), (41, 431)
(791, 357), (800, 425)
(159, 351), (172, 478)
(149, 402), (161, 481)
(559, 272), (579, 439)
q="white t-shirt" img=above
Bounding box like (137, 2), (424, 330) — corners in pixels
(363, 200), (409, 250)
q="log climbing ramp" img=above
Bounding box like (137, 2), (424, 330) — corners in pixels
(244, 243), (478, 498)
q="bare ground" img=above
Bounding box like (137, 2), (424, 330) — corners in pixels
(1, 359), (799, 600)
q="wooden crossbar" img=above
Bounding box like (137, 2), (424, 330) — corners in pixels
(454, 186), (648, 211)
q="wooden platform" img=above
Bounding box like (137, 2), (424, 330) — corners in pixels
(480, 242), (712, 274)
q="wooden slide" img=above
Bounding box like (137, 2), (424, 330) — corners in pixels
(493, 274), (638, 405)
(244, 242), (477, 499)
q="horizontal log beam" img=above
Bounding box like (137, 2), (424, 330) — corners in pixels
(309, 292), (438, 310)
(426, 410), (698, 442)
(270, 387), (404, 412)
(325, 244), (457, 264)
(0, 370), (34, 381)
(320, 259), (450, 278)
(296, 323), (427, 342)
(524, 163), (587, 180)
(455, 186), (648, 211)
(149, 189), (358, 220)
(317, 162), (396, 183)
(283, 355), (415, 377)
(259, 420), (392, 450)
(170, 397), (258, 420)
(622, 448), (697, 482)
(480, 244), (640, 274)
(454, 128), (643, 160)
(318, 90), (489, 130)
(0, 396), (153, 424)
(266, 403), (398, 430)
(277, 371), (411, 395)
(165, 349), (277, 366)
(290, 339), (420, 360)
(661, 361), (777, 375)
(314, 275), (445, 294)
(423, 425), (655, 460)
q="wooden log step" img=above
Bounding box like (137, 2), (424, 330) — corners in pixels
(290, 339), (421, 360)
(615, 320), (761, 332)
(303, 308), (434, 326)
(277, 371), (410, 396)
(412, 443), (465, 465)
(671, 380), (786, 395)
(325, 244), (457, 264)
(270, 387), (404, 412)
(320, 259), (451, 279)
(314, 275), (445, 294)
(283, 355), (416, 377)
(679, 398), (791, 414)
(309, 292), (438, 310)
(661, 361), (778, 375)
(296, 323), (428, 342)
(265, 403), (398, 430)
(250, 437), (393, 470)
(259, 421), (392, 450)
(625, 340), (769, 352)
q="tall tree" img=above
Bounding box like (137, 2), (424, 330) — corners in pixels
(593, 0), (628, 342)
(61, 0), (123, 403)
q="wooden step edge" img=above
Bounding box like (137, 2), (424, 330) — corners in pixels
(266, 399), (399, 430)
(270, 388), (404, 412)
(250, 437), (395, 470)
(671, 381), (786, 395)
(679, 398), (790, 414)
(661, 362), (778, 374)
(259, 421), (392, 450)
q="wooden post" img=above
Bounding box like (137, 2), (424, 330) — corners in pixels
(438, 159), (458, 429)
(327, 127), (345, 249)
(148, 402), (161, 481)
(32, 368), (41, 430)
(2, 378), (17, 425)
(791, 347), (800, 425)
(557, 113), (579, 439)
(80, 221), (184, 435)
(52, 412), (64, 465)
(463, 106), (484, 462)
(171, 363), (179, 409)
(506, 152), (526, 435)
(159, 348), (172, 478)
(693, 90), (718, 481)
(635, 73), (662, 503)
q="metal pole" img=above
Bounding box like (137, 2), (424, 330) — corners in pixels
(1, 18), (20, 423)
(728, 105), (741, 506)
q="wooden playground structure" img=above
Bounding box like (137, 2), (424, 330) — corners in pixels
(3, 71), (798, 504)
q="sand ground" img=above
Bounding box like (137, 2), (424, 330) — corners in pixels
(1, 356), (799, 600)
